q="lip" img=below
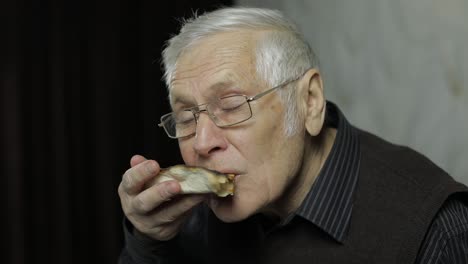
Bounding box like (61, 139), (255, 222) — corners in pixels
(197, 165), (243, 179)
(210, 168), (242, 176)
(220, 171), (241, 176)
(212, 169), (243, 184)
(233, 174), (242, 183)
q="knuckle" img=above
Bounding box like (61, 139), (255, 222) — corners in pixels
(117, 183), (126, 197)
(119, 196), (132, 215)
(157, 186), (171, 201)
(132, 196), (150, 213)
(133, 221), (150, 234)
(149, 226), (163, 237)
(145, 160), (159, 174)
(121, 169), (135, 191)
(156, 226), (177, 240)
(158, 214), (176, 224)
(135, 218), (162, 237)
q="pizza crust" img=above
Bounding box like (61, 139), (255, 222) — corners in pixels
(147, 165), (235, 197)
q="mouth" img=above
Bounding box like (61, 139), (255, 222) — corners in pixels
(208, 168), (242, 179)
(221, 172), (242, 183)
(200, 166), (243, 186)
(216, 169), (241, 175)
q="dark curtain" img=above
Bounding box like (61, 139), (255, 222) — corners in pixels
(1, 0), (232, 263)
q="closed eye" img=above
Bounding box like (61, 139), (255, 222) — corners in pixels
(174, 111), (195, 124)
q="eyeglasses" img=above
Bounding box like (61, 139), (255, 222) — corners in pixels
(158, 76), (301, 139)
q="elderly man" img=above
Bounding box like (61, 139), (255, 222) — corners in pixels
(117, 7), (468, 263)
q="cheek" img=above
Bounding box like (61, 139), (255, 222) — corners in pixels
(239, 113), (288, 180)
(178, 140), (195, 164)
(246, 116), (285, 160)
(245, 109), (302, 186)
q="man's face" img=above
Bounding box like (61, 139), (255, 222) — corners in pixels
(170, 32), (305, 222)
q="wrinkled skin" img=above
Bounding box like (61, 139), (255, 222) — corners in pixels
(117, 30), (334, 241)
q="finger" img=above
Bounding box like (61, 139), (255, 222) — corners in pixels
(137, 211), (189, 241)
(130, 154), (147, 167)
(121, 160), (161, 195)
(153, 213), (189, 241)
(150, 194), (205, 225)
(131, 180), (182, 213)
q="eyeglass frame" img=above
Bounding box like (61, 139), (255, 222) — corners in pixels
(158, 75), (302, 139)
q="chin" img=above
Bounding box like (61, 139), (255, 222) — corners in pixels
(209, 194), (256, 223)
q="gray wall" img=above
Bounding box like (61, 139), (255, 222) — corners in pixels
(237, 0), (468, 184)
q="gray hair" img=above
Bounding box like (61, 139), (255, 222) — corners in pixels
(162, 7), (320, 136)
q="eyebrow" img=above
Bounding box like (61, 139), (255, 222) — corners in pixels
(171, 81), (242, 106)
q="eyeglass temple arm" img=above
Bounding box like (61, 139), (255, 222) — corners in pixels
(248, 84), (282, 102)
(248, 76), (301, 102)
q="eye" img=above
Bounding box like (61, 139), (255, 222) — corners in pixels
(174, 110), (194, 124)
(219, 96), (246, 111)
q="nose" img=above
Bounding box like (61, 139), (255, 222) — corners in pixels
(192, 112), (228, 157)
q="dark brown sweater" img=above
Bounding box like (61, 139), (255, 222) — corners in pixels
(119, 104), (468, 264)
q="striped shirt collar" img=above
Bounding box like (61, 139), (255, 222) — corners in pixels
(295, 101), (361, 243)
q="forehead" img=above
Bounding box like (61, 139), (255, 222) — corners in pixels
(170, 31), (261, 103)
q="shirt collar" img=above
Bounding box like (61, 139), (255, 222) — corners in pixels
(295, 101), (361, 243)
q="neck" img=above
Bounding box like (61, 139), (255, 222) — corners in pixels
(267, 127), (337, 221)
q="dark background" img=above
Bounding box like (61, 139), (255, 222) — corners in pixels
(1, 0), (232, 263)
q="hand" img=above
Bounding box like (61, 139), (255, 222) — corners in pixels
(118, 154), (205, 241)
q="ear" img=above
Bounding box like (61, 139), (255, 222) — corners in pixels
(297, 68), (326, 136)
